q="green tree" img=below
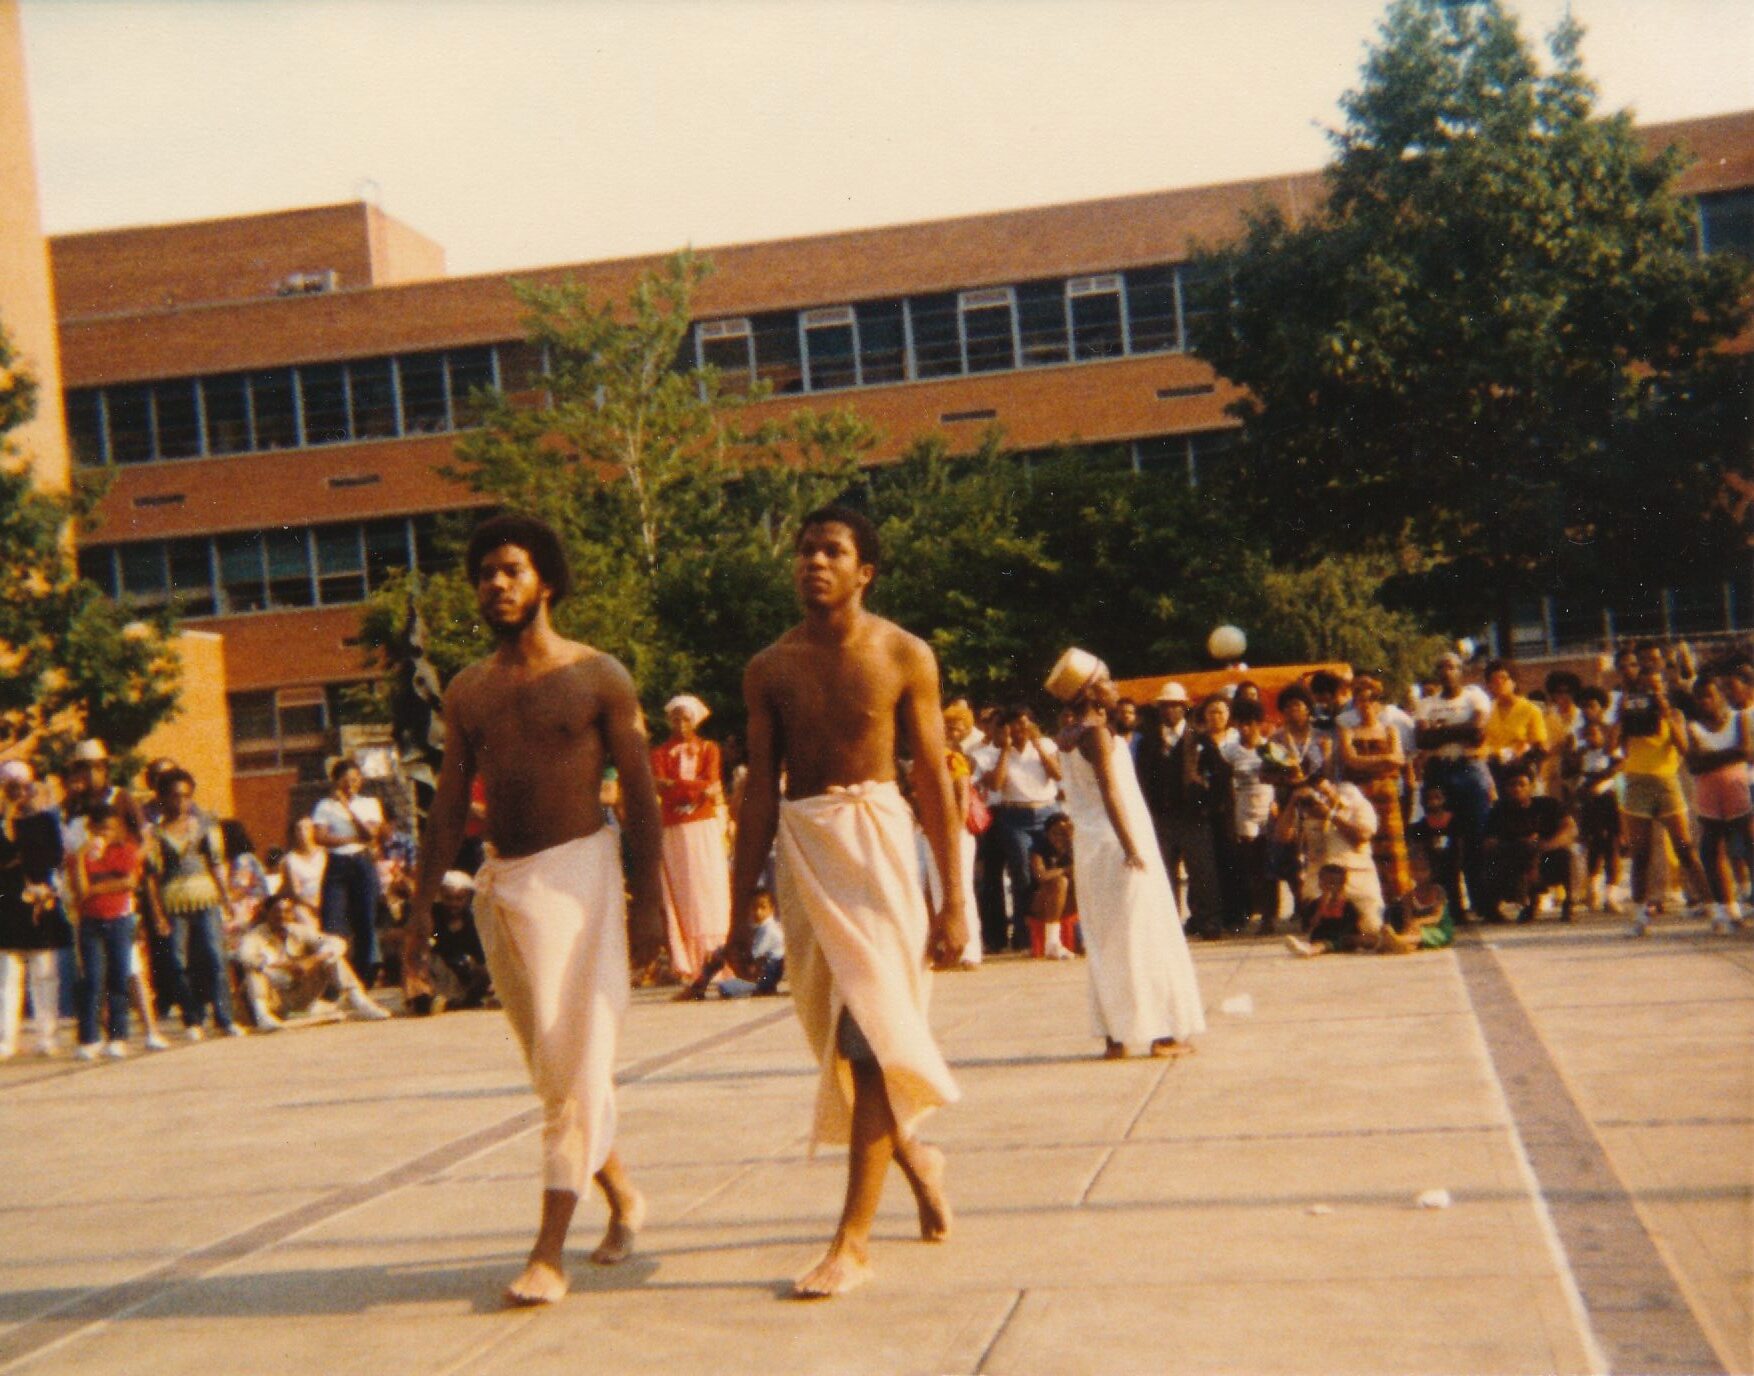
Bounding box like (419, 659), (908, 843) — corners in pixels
(362, 254), (868, 722)
(0, 322), (180, 767)
(1193, 0), (1752, 643)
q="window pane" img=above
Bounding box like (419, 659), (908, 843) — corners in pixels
(167, 538), (216, 617)
(804, 321), (857, 391)
(1070, 290), (1124, 362)
(699, 328), (752, 389)
(299, 364), (350, 446)
(364, 518), (411, 588)
(77, 546), (117, 597)
(251, 369), (299, 450)
(962, 301), (1015, 373)
(65, 390), (106, 467)
(106, 385), (153, 464)
(152, 380), (202, 459)
(265, 527), (314, 608)
(398, 351), (449, 434)
(1016, 281), (1070, 367)
(217, 532), (267, 613)
(228, 690), (277, 744)
(855, 301), (906, 384)
(448, 346), (496, 426)
(908, 294), (960, 379)
(1178, 263), (1228, 354)
(1135, 435), (1191, 479)
(118, 542), (168, 601)
(1188, 429), (1239, 486)
(497, 341), (545, 395)
(316, 522), (367, 605)
(412, 515), (445, 574)
(349, 359), (399, 439)
(1124, 266), (1180, 354)
(1700, 189), (1754, 260)
(202, 374), (252, 455)
(277, 695), (328, 741)
(750, 312), (803, 395)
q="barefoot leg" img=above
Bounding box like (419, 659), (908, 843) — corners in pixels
(504, 1188), (577, 1307)
(794, 1058), (892, 1298)
(589, 1151), (646, 1265)
(891, 1136), (951, 1241)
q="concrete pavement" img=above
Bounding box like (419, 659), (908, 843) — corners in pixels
(1, 912), (1748, 1375)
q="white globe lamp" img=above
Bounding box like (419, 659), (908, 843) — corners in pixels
(1207, 624), (1247, 662)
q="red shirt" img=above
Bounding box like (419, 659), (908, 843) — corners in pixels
(651, 737), (721, 828)
(79, 840), (143, 921)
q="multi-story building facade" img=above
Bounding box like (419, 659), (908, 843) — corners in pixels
(52, 110), (1754, 845)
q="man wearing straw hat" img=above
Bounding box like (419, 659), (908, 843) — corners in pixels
(651, 693), (729, 982)
(730, 504), (962, 1299)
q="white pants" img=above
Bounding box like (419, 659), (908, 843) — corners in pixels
(0, 950), (60, 1055)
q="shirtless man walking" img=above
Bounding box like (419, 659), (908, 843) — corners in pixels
(408, 513), (664, 1307)
(730, 505), (965, 1298)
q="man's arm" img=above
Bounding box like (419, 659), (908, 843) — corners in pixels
(599, 663), (664, 969)
(899, 640), (968, 966)
(729, 655), (783, 952)
(1032, 728), (1063, 782)
(406, 683), (476, 979)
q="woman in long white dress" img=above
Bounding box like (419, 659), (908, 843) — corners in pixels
(1046, 648), (1206, 1059)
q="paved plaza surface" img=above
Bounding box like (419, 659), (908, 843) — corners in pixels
(2, 914), (1749, 1376)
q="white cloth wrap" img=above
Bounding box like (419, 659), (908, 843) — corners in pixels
(775, 781), (959, 1151)
(659, 811), (731, 980)
(1061, 732), (1207, 1052)
(473, 829), (629, 1195)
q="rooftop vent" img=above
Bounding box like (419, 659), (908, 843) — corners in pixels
(276, 270), (340, 297)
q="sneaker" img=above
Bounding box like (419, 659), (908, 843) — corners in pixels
(102, 1041), (129, 1059)
(221, 1023), (246, 1038)
(144, 1033), (170, 1051)
(254, 1015), (284, 1033)
(1629, 909), (1653, 938)
(1710, 905), (1734, 936)
(184, 1026), (204, 1043)
(346, 992), (392, 1020)
(32, 1039), (55, 1057)
(74, 1043), (100, 1061)
(1603, 893), (1627, 916)
(1283, 934), (1317, 959)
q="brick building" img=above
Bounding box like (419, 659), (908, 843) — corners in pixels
(52, 109), (1754, 846)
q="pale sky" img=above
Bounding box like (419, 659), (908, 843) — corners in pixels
(20, 0), (1754, 277)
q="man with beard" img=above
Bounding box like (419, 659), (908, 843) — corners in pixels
(407, 513), (664, 1307)
(729, 505), (962, 1299)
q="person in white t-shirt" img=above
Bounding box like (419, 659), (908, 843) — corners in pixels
(311, 759), (387, 982)
(1413, 652), (1493, 919)
(981, 705), (1063, 952)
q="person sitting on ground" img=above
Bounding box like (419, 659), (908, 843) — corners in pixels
(236, 891), (391, 1028)
(1481, 765), (1580, 923)
(675, 888), (785, 1000)
(1275, 774), (1386, 944)
(1285, 863), (1365, 957)
(1384, 842), (1455, 951)
(428, 870), (493, 1010)
(1027, 812), (1077, 960)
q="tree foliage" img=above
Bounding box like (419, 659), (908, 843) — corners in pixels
(1193, 0), (1751, 638)
(0, 321), (180, 769)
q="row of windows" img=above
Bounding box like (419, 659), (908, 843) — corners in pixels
(692, 264), (1226, 396)
(77, 515), (444, 618)
(229, 684), (350, 779)
(64, 345), (539, 468)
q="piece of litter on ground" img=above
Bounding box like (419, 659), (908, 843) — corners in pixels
(1415, 1189), (1453, 1210)
(1306, 1203), (1334, 1216)
(1220, 993), (1254, 1017)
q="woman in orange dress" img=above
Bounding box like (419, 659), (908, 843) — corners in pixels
(1339, 675), (1412, 903)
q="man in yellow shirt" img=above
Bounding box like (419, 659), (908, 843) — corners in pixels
(1482, 660), (1547, 795)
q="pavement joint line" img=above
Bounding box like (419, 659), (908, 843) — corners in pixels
(0, 1003), (794, 1375)
(1455, 941), (1728, 1376)
(973, 1287), (1026, 1375)
(1074, 1052), (1177, 1207)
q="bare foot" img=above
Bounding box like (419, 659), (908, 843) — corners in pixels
(912, 1144), (952, 1242)
(590, 1189), (646, 1265)
(503, 1257), (568, 1307)
(1103, 1038), (1127, 1060)
(1150, 1037), (1194, 1058)
(792, 1246), (873, 1299)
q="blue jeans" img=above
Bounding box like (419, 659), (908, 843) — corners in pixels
(77, 914), (136, 1046)
(990, 805), (1059, 949)
(1426, 759), (1493, 916)
(171, 907), (235, 1031)
(320, 850), (381, 979)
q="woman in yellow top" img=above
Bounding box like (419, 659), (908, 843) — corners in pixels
(1618, 668), (1711, 934)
